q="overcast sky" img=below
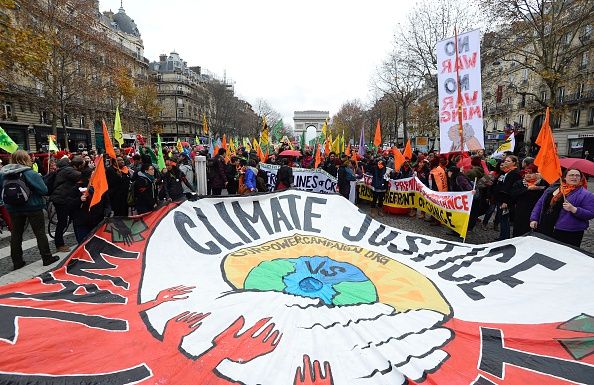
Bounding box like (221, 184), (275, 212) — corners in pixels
(101, 0), (415, 127)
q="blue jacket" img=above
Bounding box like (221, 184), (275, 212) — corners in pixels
(531, 186), (594, 232)
(244, 167), (257, 191)
(0, 164), (48, 213)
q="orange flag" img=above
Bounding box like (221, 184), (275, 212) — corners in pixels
(373, 119), (382, 147)
(257, 145), (264, 162)
(324, 136), (331, 155)
(345, 144), (351, 157)
(102, 120), (116, 160)
(222, 134), (227, 150)
(403, 139), (412, 160)
(88, 155), (108, 209)
(534, 108), (561, 185)
(392, 146), (406, 172)
(314, 144), (322, 168)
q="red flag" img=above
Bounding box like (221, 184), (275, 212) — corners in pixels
(314, 144), (322, 168)
(373, 119), (382, 147)
(403, 139), (412, 160)
(392, 146), (406, 172)
(102, 120), (117, 160)
(534, 108), (561, 185)
(88, 155), (108, 209)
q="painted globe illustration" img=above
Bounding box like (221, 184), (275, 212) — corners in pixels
(244, 256), (378, 306)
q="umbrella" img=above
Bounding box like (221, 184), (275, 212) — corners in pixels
(279, 150), (302, 157)
(559, 157), (594, 176)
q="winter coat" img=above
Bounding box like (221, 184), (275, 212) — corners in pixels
(511, 179), (548, 237)
(209, 155), (227, 189)
(337, 165), (356, 196)
(134, 172), (158, 209)
(164, 170), (192, 200)
(371, 165), (387, 192)
(0, 164), (48, 213)
(493, 169), (521, 205)
(530, 186), (594, 232)
(179, 163), (194, 194)
(244, 167), (257, 191)
(50, 159), (82, 207)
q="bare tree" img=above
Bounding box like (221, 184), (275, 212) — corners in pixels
(396, 0), (478, 94)
(331, 100), (366, 145)
(376, 47), (424, 142)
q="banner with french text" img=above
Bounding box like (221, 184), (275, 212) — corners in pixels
(436, 29), (485, 153)
(358, 175), (474, 238)
(0, 191), (593, 385)
(259, 163), (337, 193)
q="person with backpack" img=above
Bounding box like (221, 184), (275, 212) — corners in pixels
(0, 150), (58, 270)
(163, 158), (194, 201)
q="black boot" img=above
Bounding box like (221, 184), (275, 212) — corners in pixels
(42, 255), (60, 266)
(12, 260), (26, 270)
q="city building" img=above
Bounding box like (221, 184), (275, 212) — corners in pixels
(0, 1), (151, 153)
(481, 21), (594, 157)
(150, 52), (212, 144)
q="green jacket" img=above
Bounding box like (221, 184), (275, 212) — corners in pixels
(0, 164), (48, 213)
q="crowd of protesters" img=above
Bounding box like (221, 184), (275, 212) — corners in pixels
(0, 138), (593, 272)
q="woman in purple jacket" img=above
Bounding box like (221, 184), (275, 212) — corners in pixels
(530, 169), (594, 247)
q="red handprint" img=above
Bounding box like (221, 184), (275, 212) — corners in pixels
(162, 311), (210, 350)
(212, 316), (282, 363)
(138, 285), (195, 312)
(294, 355), (334, 385)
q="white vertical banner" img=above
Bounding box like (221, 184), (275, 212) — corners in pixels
(436, 29), (484, 153)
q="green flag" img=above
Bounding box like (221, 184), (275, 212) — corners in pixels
(113, 107), (124, 148)
(300, 130), (305, 151)
(0, 125), (19, 153)
(156, 134), (166, 171)
(271, 119), (283, 142)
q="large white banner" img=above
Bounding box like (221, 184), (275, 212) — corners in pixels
(259, 163), (337, 193)
(436, 29), (484, 152)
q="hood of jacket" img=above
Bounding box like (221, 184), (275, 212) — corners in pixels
(57, 158), (71, 168)
(0, 164), (31, 175)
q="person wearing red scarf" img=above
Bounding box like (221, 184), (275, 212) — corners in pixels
(530, 168), (594, 247)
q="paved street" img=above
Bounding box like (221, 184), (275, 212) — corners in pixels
(0, 197), (592, 286)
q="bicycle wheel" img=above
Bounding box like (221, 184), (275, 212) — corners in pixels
(47, 202), (59, 239)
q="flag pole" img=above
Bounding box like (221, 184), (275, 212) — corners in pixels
(454, 26), (465, 154)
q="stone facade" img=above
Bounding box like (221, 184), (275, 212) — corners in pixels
(293, 111), (329, 138)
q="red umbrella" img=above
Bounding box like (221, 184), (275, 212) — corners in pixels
(279, 150), (302, 157)
(559, 157), (594, 176)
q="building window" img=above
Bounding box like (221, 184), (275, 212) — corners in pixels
(558, 86), (565, 102)
(579, 51), (589, 70)
(553, 115), (561, 129)
(522, 69), (528, 82)
(519, 114), (524, 127)
(1, 102), (13, 120)
(540, 90), (547, 102)
(578, 83), (585, 98)
(493, 120), (498, 130)
(506, 96), (511, 106)
(79, 116), (85, 128)
(589, 107), (594, 126)
(496, 85), (503, 103)
(571, 109), (581, 127)
(40, 111), (49, 124)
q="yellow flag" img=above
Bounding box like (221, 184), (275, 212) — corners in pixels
(252, 138), (260, 151)
(321, 119), (328, 138)
(113, 107), (124, 148)
(260, 128), (269, 147)
(48, 135), (59, 152)
(332, 135), (340, 154)
(202, 113), (209, 135)
(229, 136), (236, 154)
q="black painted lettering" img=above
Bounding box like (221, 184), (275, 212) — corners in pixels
(174, 211), (221, 255)
(232, 200), (273, 240)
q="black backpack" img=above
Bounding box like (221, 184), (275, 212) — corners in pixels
(43, 170), (58, 195)
(2, 172), (31, 206)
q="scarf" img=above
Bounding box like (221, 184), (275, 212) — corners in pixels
(550, 178), (587, 206)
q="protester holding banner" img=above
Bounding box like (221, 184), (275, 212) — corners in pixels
(134, 163), (159, 214)
(509, 164), (548, 237)
(493, 155), (521, 241)
(530, 169), (594, 247)
(0, 150), (58, 270)
(337, 160), (357, 199)
(369, 159), (388, 217)
(275, 158), (293, 191)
